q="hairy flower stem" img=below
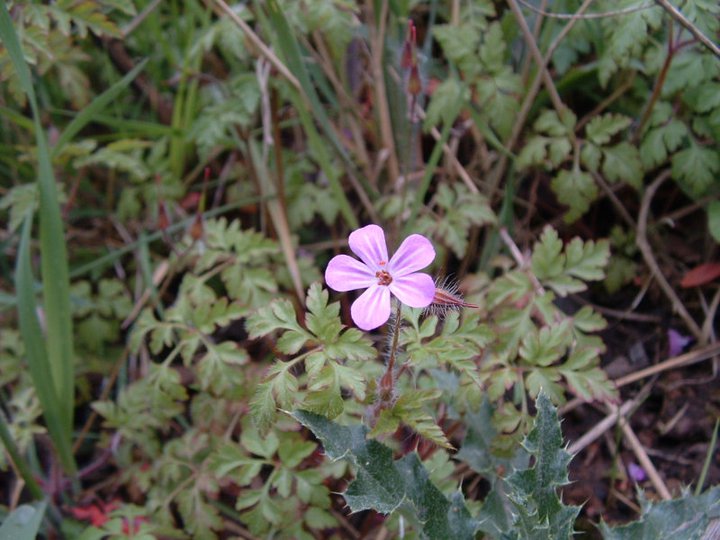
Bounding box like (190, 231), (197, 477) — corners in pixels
(379, 302), (403, 403)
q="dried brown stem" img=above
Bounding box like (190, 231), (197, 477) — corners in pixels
(637, 172), (704, 340)
(367, 0), (400, 185)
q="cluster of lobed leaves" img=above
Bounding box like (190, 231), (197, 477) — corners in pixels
(427, 0), (720, 292)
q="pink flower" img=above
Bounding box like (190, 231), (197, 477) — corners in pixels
(325, 224), (436, 330)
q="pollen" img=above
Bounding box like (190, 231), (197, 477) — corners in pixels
(375, 269), (392, 286)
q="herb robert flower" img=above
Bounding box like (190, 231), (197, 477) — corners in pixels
(325, 224), (435, 330)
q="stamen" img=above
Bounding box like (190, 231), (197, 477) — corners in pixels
(376, 270), (392, 286)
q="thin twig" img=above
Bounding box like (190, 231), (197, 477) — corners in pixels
(506, 0), (569, 129)
(122, 0), (162, 37)
(517, 0), (657, 19)
(207, 0), (302, 93)
(367, 0), (401, 185)
(561, 341), (720, 416)
(637, 172), (704, 340)
(701, 286), (720, 344)
(653, 0), (720, 59)
(614, 342), (720, 388)
(568, 392), (645, 455)
(613, 404), (672, 499)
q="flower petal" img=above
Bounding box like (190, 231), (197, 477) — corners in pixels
(325, 255), (376, 292)
(348, 224), (389, 271)
(387, 234), (435, 277)
(389, 272), (435, 308)
(351, 285), (391, 330)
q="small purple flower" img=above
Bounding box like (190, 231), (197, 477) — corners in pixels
(325, 224), (436, 331)
(628, 462), (647, 483)
(667, 328), (692, 357)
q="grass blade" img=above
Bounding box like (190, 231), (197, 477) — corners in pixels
(695, 418), (719, 495)
(0, 3), (76, 463)
(248, 140), (305, 304)
(15, 214), (76, 474)
(52, 59), (149, 156)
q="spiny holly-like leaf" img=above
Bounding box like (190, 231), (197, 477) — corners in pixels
(292, 411), (478, 539)
(551, 168), (598, 223)
(504, 393), (580, 539)
(457, 399), (529, 477)
(599, 486), (720, 540)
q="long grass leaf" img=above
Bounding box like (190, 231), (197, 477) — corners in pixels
(15, 215), (76, 474)
(52, 59), (149, 156)
(0, 3), (76, 452)
(248, 140), (305, 304)
(403, 119), (454, 236)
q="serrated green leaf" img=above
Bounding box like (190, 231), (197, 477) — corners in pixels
(573, 306), (607, 333)
(534, 110), (570, 137)
(517, 136), (549, 169)
(586, 114), (632, 145)
(532, 227), (565, 280)
(672, 143), (720, 197)
(520, 322), (572, 367)
(524, 370), (565, 403)
(640, 120), (688, 169)
(370, 389), (452, 449)
(424, 78), (468, 129)
(551, 168), (598, 222)
(564, 237), (610, 281)
(250, 382), (277, 433)
(602, 142), (643, 189)
(548, 138), (572, 167)
(488, 271), (533, 307)
(581, 142), (602, 172)
(292, 411), (478, 539)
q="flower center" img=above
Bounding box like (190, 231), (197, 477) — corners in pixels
(375, 269), (392, 286)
